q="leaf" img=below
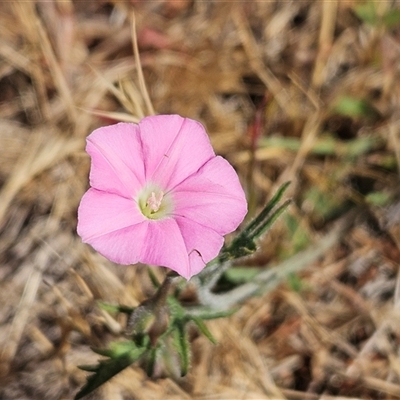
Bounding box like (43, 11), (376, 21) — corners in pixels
(167, 296), (185, 319)
(365, 191), (392, 206)
(383, 9), (400, 28)
(173, 323), (190, 376)
(311, 135), (337, 155)
(251, 199), (292, 240)
(282, 214), (310, 256)
(303, 187), (342, 221)
(260, 136), (300, 151)
(345, 136), (379, 158)
(97, 301), (135, 315)
(354, 2), (379, 26)
(195, 308), (238, 320)
(91, 341), (142, 358)
(221, 182), (291, 260)
(260, 134), (381, 158)
(75, 341), (147, 399)
(222, 236), (257, 260)
(333, 96), (376, 119)
(223, 267), (260, 284)
(244, 181), (291, 238)
(354, 3), (400, 28)
(287, 273), (305, 293)
(90, 347), (115, 358)
(146, 346), (158, 376)
(78, 364), (99, 372)
(190, 316), (217, 344)
(147, 267), (161, 288)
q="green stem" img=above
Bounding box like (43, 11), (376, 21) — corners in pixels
(152, 273), (174, 313)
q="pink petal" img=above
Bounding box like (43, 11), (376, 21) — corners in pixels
(77, 188), (145, 243)
(172, 156), (247, 235)
(138, 115), (215, 190)
(140, 218), (192, 279)
(84, 222), (149, 265)
(175, 216), (224, 277)
(86, 123), (145, 198)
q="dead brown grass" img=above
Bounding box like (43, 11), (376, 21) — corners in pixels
(1, 0), (400, 399)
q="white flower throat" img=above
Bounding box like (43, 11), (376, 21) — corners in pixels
(138, 184), (173, 219)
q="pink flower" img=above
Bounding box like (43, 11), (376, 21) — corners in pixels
(77, 115), (247, 279)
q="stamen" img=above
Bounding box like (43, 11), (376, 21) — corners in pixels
(146, 191), (164, 212)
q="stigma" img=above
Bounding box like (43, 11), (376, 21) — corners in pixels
(146, 191), (164, 213)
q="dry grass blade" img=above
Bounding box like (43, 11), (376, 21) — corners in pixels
(311, 0), (338, 88)
(0, 130), (81, 225)
(0, 40), (36, 77)
(35, 15), (77, 123)
(0, 248), (47, 375)
(80, 108), (140, 124)
(131, 12), (155, 116)
(232, 7), (291, 115)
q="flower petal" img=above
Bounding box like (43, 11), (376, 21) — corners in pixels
(77, 188), (148, 265)
(77, 188), (145, 243)
(84, 222), (149, 265)
(172, 156), (247, 235)
(139, 115), (215, 190)
(140, 218), (192, 279)
(87, 123), (145, 198)
(175, 216), (224, 277)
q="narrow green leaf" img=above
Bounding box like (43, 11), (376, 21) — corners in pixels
(193, 307), (238, 320)
(287, 273), (305, 293)
(221, 236), (257, 260)
(346, 136), (379, 158)
(259, 136), (300, 151)
(244, 181), (291, 238)
(146, 346), (158, 376)
(224, 267), (260, 284)
(78, 364), (99, 373)
(282, 214), (310, 256)
(354, 3), (378, 26)
(167, 296), (185, 319)
(97, 301), (135, 315)
(109, 341), (147, 357)
(333, 96), (376, 119)
(251, 199), (292, 240)
(190, 316), (217, 344)
(260, 134), (381, 158)
(220, 182), (291, 261)
(147, 267), (161, 288)
(383, 9), (400, 28)
(365, 191), (392, 206)
(90, 347), (114, 358)
(91, 341), (142, 359)
(354, 3), (400, 28)
(173, 323), (190, 376)
(75, 343), (147, 399)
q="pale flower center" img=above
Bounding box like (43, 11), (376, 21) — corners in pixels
(147, 191), (164, 212)
(137, 184), (172, 219)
